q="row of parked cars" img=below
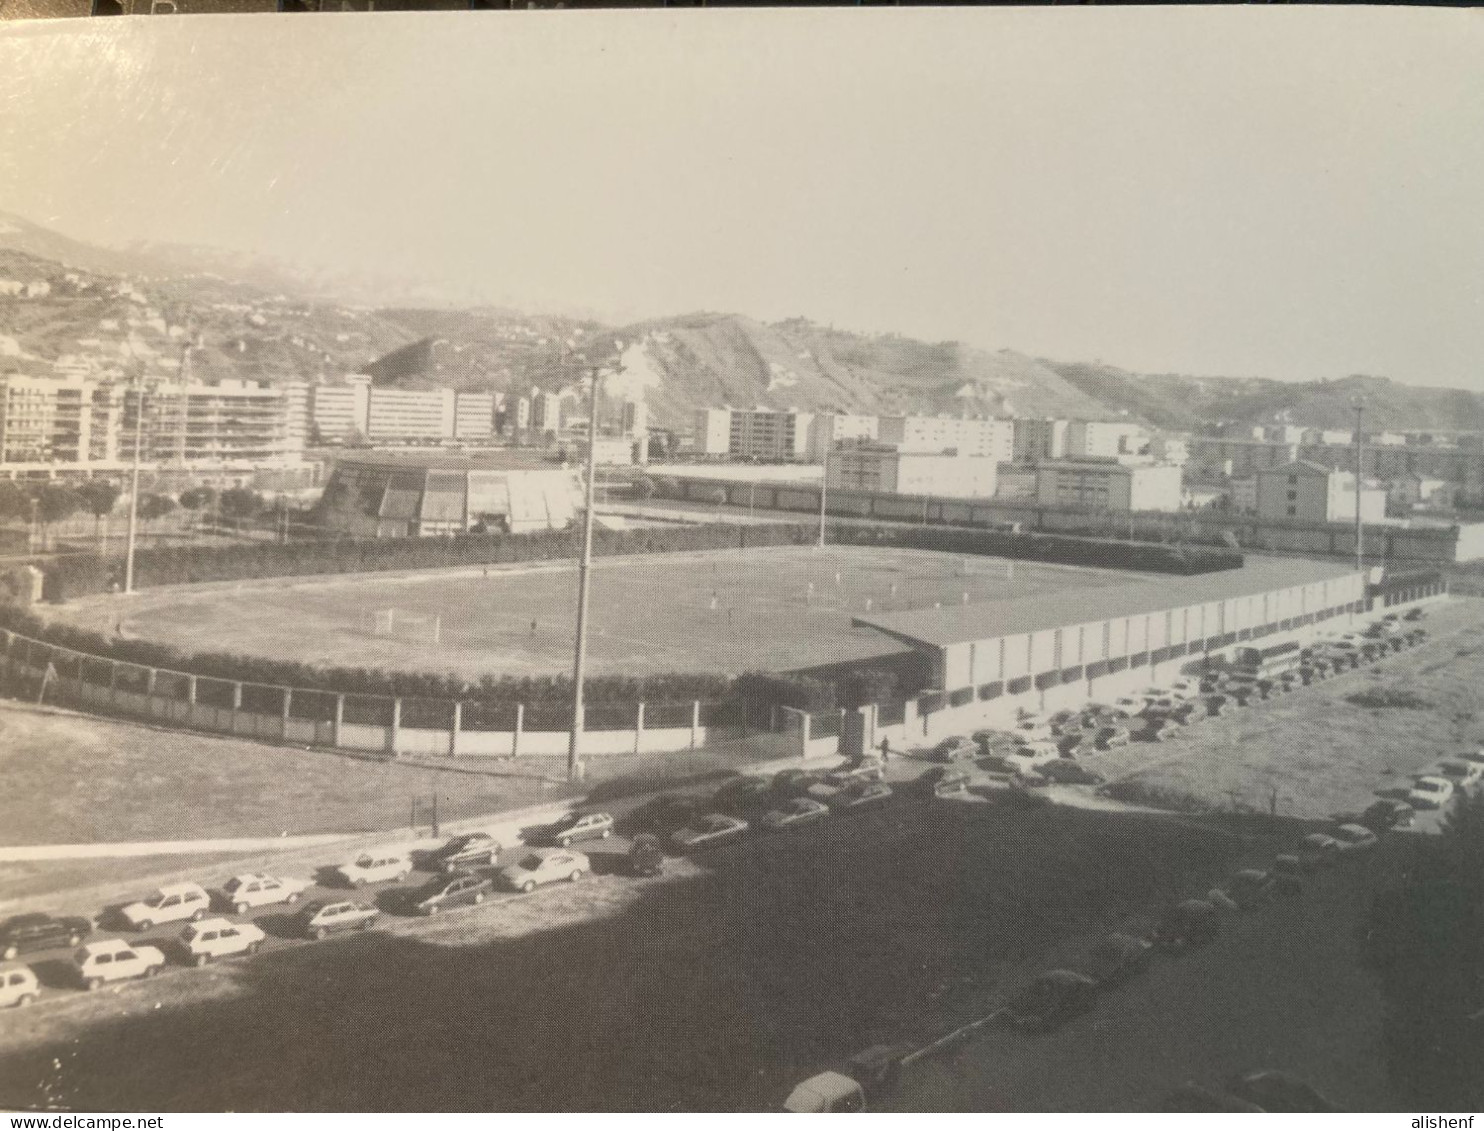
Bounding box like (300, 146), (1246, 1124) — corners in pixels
(0, 808), (636, 1007)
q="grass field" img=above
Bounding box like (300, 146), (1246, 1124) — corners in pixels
(53, 546), (1133, 679)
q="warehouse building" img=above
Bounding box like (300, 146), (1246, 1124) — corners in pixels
(852, 556), (1369, 742)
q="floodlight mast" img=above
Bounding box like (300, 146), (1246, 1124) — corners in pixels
(567, 349), (621, 783)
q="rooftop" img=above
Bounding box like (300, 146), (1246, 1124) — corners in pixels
(852, 555), (1359, 649)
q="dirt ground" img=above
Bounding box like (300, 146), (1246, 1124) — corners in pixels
(1086, 598), (1482, 818)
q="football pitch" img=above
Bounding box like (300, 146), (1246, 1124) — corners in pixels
(62, 547), (1136, 680)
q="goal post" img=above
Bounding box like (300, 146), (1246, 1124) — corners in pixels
(362, 608), (441, 644)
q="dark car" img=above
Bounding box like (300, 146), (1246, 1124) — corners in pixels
(823, 781), (893, 812)
(532, 812), (614, 847)
(426, 832), (500, 874)
(770, 769), (826, 799)
(1, 913), (92, 961)
(1361, 798), (1415, 833)
(1037, 759), (1106, 786)
(1225, 1070), (1337, 1112)
(625, 794), (707, 838)
(1216, 869), (1279, 910)
(921, 766), (970, 798)
(1153, 899), (1220, 950)
(1084, 932), (1153, 987)
(711, 776), (775, 816)
(406, 871), (492, 915)
(1002, 970), (1099, 1031)
(627, 834), (664, 877)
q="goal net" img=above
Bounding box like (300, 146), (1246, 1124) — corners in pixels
(361, 608), (442, 644)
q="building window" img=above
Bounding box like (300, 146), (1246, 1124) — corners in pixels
(1286, 505), (1297, 516)
(1286, 490), (1297, 501)
(1288, 474), (1298, 486)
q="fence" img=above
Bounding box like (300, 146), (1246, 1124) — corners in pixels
(0, 627), (737, 760)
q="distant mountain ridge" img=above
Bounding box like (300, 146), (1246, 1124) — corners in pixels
(3, 208), (1483, 435)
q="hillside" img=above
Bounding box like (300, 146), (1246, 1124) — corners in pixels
(1043, 360), (1484, 434)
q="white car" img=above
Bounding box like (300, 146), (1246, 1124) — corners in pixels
(1108, 696), (1150, 718)
(177, 918), (266, 966)
(119, 882), (212, 931)
(1002, 745), (1060, 775)
(1166, 679), (1202, 701)
(1330, 823), (1379, 852)
(1437, 760), (1484, 793)
(336, 852), (410, 887)
(1408, 776), (1456, 810)
(0, 963), (40, 1008)
(221, 873), (311, 915)
(499, 849), (589, 892)
(72, 939), (166, 990)
(1011, 717), (1052, 743)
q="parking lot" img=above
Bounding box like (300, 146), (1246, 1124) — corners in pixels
(0, 599), (1473, 1111)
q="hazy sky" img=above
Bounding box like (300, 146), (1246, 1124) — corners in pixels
(2, 8), (1483, 387)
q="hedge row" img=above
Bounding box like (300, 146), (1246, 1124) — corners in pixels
(39, 521), (815, 602)
(824, 521), (1242, 575)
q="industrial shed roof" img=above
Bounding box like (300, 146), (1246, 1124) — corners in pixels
(851, 556), (1360, 650)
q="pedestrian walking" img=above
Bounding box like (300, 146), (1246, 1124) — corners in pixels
(879, 737), (890, 762)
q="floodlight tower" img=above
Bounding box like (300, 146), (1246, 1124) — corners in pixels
(1352, 396), (1365, 576)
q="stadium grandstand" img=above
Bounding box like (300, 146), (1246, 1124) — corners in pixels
(315, 452), (581, 538)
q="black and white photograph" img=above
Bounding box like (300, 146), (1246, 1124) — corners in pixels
(0, 3), (1482, 1115)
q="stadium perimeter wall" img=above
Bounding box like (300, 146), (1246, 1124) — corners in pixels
(658, 475), (1484, 564)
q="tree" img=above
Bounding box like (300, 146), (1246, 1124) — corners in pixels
(219, 488), (263, 522)
(178, 486), (217, 512)
(76, 480), (122, 550)
(138, 494), (176, 523)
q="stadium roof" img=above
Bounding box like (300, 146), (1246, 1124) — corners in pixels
(331, 450), (559, 473)
(852, 556), (1360, 650)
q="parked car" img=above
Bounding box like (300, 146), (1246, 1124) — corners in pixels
(922, 766), (971, 798)
(1403, 607), (1426, 621)
(670, 813), (750, 851)
(1140, 718), (1183, 743)
(1361, 798), (1415, 832)
(1010, 716), (1053, 743)
(762, 797), (831, 831)
(1037, 759), (1106, 787)
(1457, 750), (1484, 767)
(296, 899), (378, 940)
(1329, 823), (1379, 852)
(1407, 776), (1456, 811)
(1090, 725), (1130, 750)
(1296, 833), (1342, 870)
(1437, 760), (1484, 794)
(0, 913), (91, 961)
(0, 963), (40, 1008)
(220, 872), (311, 915)
(72, 940), (165, 989)
(769, 768), (826, 798)
(1003, 970), (1099, 1031)
(711, 776), (774, 816)
(1107, 696), (1150, 719)
(926, 736), (978, 763)
(405, 871), (493, 915)
(626, 794), (707, 838)
(823, 781), (893, 812)
(423, 832), (500, 873)
(119, 882), (212, 931)
(1154, 899), (1220, 950)
(1270, 855), (1306, 893)
(999, 745), (1060, 774)
(1214, 869), (1279, 910)
(627, 834), (665, 877)
(1085, 932), (1153, 987)
(534, 812), (614, 847)
(176, 918), (266, 966)
(499, 849), (589, 892)
(335, 852), (410, 888)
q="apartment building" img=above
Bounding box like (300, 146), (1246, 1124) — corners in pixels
(1033, 458), (1183, 512)
(1012, 418), (1070, 463)
(878, 415), (1014, 462)
(1067, 420), (1150, 460)
(121, 378), (309, 467)
(310, 375), (372, 442)
(729, 408), (814, 460)
(530, 391), (564, 436)
(454, 392), (496, 440)
(365, 388), (456, 442)
(1255, 461), (1387, 523)
(806, 412), (878, 460)
(693, 407), (732, 456)
(827, 444), (999, 499)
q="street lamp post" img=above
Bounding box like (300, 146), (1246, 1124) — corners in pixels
(1353, 397), (1365, 576)
(818, 448), (828, 549)
(124, 372), (144, 594)
(566, 357), (610, 784)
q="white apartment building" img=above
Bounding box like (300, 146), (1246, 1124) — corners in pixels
(827, 445), (999, 499)
(693, 407), (732, 456)
(310, 375), (372, 442)
(877, 415), (1014, 462)
(1067, 420), (1150, 460)
(122, 378), (309, 467)
(530, 391), (564, 435)
(454, 392), (495, 440)
(1033, 458), (1183, 512)
(366, 388), (456, 442)
(806, 412), (878, 460)
(1255, 460), (1387, 523)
